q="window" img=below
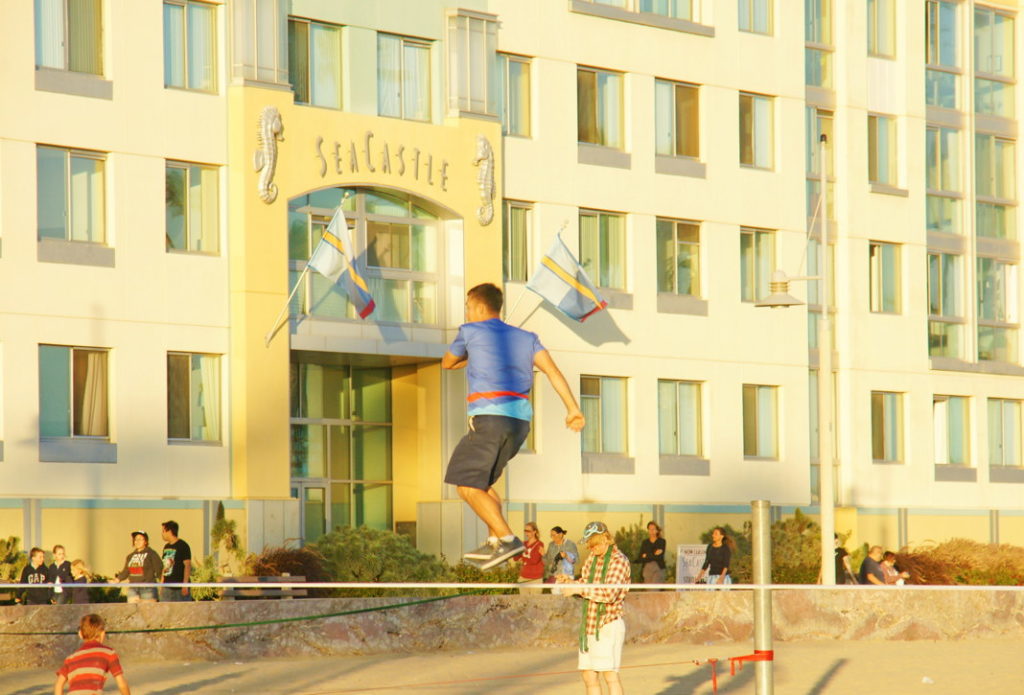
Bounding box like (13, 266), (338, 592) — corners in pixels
(655, 80), (699, 158)
(166, 162), (219, 253)
(805, 0), (833, 87)
(742, 384), (777, 458)
(503, 201), (531, 283)
(988, 398), (1021, 467)
(499, 54), (531, 136)
(977, 257), (1019, 363)
(167, 353), (221, 442)
(934, 395), (969, 465)
(656, 219), (700, 296)
(579, 210), (626, 290)
(37, 146), (105, 244)
(974, 8), (1014, 118)
(447, 12), (498, 116)
(35, 0), (102, 75)
(926, 126), (961, 234)
(871, 391), (902, 462)
(928, 252), (963, 358)
(288, 18), (342, 108)
(39, 345), (108, 438)
(869, 242), (900, 313)
(739, 93), (773, 168)
(975, 134), (1016, 239)
(806, 107), (834, 219)
(164, 1), (216, 91)
(867, 0), (895, 57)
(581, 376), (628, 455)
(658, 380), (702, 456)
(868, 115), (897, 185)
(740, 228), (773, 302)
(739, 0), (771, 34)
(639, 0), (694, 20)
(578, 67), (624, 149)
(378, 34), (431, 121)
(926, 0), (959, 108)
(288, 189), (441, 325)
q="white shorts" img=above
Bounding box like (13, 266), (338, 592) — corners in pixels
(577, 618), (625, 672)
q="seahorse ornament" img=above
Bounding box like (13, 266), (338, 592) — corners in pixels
(472, 135), (495, 226)
(253, 106), (285, 204)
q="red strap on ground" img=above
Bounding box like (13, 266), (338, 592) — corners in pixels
(728, 649), (774, 676)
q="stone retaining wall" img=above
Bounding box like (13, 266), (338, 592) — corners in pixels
(1, 589), (1021, 670)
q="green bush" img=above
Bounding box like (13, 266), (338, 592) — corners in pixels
(612, 517), (675, 584)
(448, 560), (520, 594)
(701, 510), (826, 584)
(0, 537), (26, 605)
(86, 574), (126, 603)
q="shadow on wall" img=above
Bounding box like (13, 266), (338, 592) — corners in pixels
(518, 299), (631, 347)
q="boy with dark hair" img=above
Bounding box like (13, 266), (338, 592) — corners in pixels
(54, 613), (131, 695)
(159, 520), (192, 602)
(19, 547), (52, 605)
(442, 282), (585, 570)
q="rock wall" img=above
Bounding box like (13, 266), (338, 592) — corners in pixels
(2, 589), (1022, 670)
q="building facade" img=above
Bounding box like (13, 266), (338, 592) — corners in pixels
(1, 0), (1023, 575)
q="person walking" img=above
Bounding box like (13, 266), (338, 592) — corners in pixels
(54, 614), (131, 695)
(636, 521), (666, 584)
(695, 527), (734, 585)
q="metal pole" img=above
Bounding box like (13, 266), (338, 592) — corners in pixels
(752, 499), (773, 695)
(818, 133), (836, 584)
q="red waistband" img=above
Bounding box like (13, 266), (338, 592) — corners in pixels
(467, 390), (529, 402)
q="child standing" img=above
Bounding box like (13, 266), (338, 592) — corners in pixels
(50, 545), (73, 605)
(69, 560), (93, 604)
(18, 547), (52, 605)
(54, 614), (130, 695)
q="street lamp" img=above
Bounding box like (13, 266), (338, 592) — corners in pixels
(755, 134), (836, 585)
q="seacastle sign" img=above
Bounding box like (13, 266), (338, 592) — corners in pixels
(314, 132), (451, 192)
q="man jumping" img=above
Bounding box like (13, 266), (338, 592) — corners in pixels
(442, 283), (585, 570)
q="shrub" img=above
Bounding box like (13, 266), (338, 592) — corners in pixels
(701, 510), (828, 584)
(86, 574), (125, 603)
(613, 517), (676, 584)
(0, 537), (26, 605)
(313, 526), (449, 597)
(246, 546), (333, 598)
(897, 538), (1024, 586)
(447, 560), (520, 594)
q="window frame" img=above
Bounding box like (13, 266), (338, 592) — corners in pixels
(740, 227), (774, 302)
(926, 0), (960, 109)
(165, 160), (220, 254)
(35, 0), (103, 76)
(739, 92), (774, 169)
(867, 114), (898, 186)
(658, 379), (703, 457)
(805, 0), (834, 88)
(577, 65), (626, 150)
(973, 5), (1015, 118)
(742, 383), (778, 459)
(167, 351), (222, 443)
(976, 256), (1020, 363)
(36, 145), (107, 245)
(579, 209), (628, 291)
(656, 218), (701, 297)
(655, 79), (700, 159)
(868, 241), (901, 314)
(377, 33), (432, 122)
(499, 53), (532, 137)
(287, 16), (343, 108)
(871, 390), (903, 463)
(933, 394), (970, 466)
(502, 200), (532, 283)
(446, 11), (499, 117)
(39, 344), (111, 440)
(988, 398), (1022, 467)
(580, 375), (629, 455)
(928, 251), (964, 358)
(866, 0), (896, 58)
(738, 0), (772, 35)
(974, 133), (1017, 239)
(164, 0), (218, 93)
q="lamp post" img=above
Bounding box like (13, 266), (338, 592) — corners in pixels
(755, 133), (835, 585)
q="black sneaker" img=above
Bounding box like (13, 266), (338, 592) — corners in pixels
(479, 537), (526, 571)
(463, 538), (499, 560)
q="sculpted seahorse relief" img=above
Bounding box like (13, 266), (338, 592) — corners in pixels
(253, 106), (285, 204)
(472, 134), (495, 226)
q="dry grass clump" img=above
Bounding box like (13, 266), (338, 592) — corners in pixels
(246, 546), (333, 597)
(896, 538), (1024, 586)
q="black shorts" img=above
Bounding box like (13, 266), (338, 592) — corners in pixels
(445, 415), (531, 490)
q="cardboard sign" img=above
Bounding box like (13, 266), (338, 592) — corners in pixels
(675, 544), (707, 584)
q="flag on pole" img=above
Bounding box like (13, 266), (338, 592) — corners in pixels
(526, 233), (607, 321)
(308, 207), (376, 319)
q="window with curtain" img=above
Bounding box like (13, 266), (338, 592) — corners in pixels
(502, 201), (531, 283)
(926, 126), (961, 234)
(974, 7), (1014, 118)
(655, 80), (699, 158)
(288, 18), (342, 108)
(805, 0), (833, 87)
(739, 93), (773, 168)
(742, 384), (778, 458)
(740, 227), (773, 302)
(805, 107), (835, 219)
(867, 0), (895, 57)
(869, 242), (900, 313)
(447, 12), (498, 116)
(166, 161), (219, 253)
(167, 353), (221, 442)
(871, 391), (903, 462)
(579, 210), (626, 290)
(656, 218), (700, 297)
(933, 395), (969, 466)
(739, 0), (771, 34)
(164, 0), (216, 91)
(35, 0), (103, 75)
(499, 53), (531, 137)
(39, 345), (109, 438)
(926, 0), (959, 108)
(928, 252), (963, 358)
(577, 67), (624, 149)
(975, 134), (1016, 239)
(580, 376), (628, 455)
(378, 34), (431, 121)
(658, 380), (702, 456)
(988, 398), (1022, 467)
(977, 257), (1019, 363)
(37, 146), (105, 244)
(868, 115), (897, 185)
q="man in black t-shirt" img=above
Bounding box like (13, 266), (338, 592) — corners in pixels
(159, 520), (192, 602)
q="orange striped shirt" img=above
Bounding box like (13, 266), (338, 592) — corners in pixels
(57, 641), (123, 695)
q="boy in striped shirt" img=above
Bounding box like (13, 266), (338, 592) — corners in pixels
(54, 614), (131, 695)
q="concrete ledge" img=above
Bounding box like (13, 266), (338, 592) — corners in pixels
(35, 67), (113, 100)
(603, 290), (633, 310)
(578, 143), (631, 169)
(990, 466), (1024, 483)
(934, 464), (977, 482)
(657, 293), (708, 316)
(660, 455), (710, 475)
(39, 438), (117, 463)
(655, 155), (706, 178)
(38, 238), (115, 267)
(569, 0), (714, 36)
(582, 453), (635, 474)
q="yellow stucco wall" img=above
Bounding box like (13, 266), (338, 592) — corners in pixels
(392, 363), (444, 530)
(1000, 516), (1024, 546)
(909, 514), (989, 546)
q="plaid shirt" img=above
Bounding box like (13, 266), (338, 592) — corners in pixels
(575, 547), (631, 635)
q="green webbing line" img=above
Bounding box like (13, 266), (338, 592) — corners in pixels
(578, 547), (612, 653)
(0, 591), (481, 637)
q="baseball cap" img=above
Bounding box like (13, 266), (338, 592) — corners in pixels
(131, 530), (148, 541)
(581, 521), (609, 543)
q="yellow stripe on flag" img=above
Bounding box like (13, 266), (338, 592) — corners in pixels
(323, 231), (371, 293)
(541, 256), (601, 306)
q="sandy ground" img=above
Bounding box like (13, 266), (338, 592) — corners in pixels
(3, 639), (1021, 695)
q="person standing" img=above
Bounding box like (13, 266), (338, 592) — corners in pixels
(18, 547), (52, 605)
(54, 614), (131, 695)
(443, 283), (584, 570)
(636, 522), (666, 584)
(159, 520), (192, 602)
(544, 526), (579, 580)
(557, 521), (631, 695)
(695, 527), (734, 585)
(69, 559), (93, 604)
(49, 544), (73, 605)
(111, 531), (162, 603)
(832, 534), (857, 585)
(515, 522), (545, 593)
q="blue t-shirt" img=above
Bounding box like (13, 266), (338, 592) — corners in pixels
(448, 318), (545, 421)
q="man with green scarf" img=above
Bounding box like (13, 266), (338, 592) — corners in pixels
(556, 521), (631, 694)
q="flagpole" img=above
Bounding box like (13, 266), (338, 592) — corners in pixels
(264, 265), (310, 347)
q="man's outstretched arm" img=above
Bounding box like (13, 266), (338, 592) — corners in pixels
(441, 351), (467, 370)
(533, 350), (585, 431)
